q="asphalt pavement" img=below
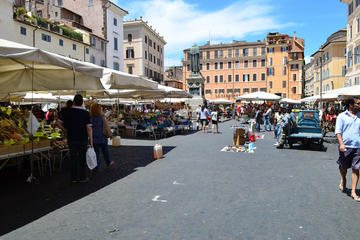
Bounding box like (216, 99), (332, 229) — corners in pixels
(1, 120), (358, 240)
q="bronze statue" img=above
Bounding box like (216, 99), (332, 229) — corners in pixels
(190, 43), (200, 74)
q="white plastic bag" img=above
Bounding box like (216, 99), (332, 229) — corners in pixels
(86, 147), (97, 170)
(154, 144), (163, 160)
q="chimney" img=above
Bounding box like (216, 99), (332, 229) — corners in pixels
(293, 31), (296, 40)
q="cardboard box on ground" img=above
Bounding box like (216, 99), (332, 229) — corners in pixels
(233, 128), (246, 146)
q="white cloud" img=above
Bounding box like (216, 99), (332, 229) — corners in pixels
(119, 0), (293, 66)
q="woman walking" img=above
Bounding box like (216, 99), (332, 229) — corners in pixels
(90, 103), (114, 169)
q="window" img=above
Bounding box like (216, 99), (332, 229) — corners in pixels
(20, 27), (26, 36)
(128, 34), (132, 42)
(243, 48), (248, 56)
(215, 76), (218, 83)
(187, 52), (191, 60)
(206, 76), (210, 83)
(220, 62), (223, 69)
(253, 48), (257, 56)
(356, 77), (360, 85)
(252, 88), (258, 93)
(200, 64), (203, 70)
(357, 0), (360, 7)
(215, 89), (218, 94)
(149, 38), (152, 46)
(260, 88), (266, 92)
(292, 87), (297, 94)
(235, 61), (240, 69)
(206, 51), (210, 59)
(113, 62), (119, 71)
(326, 52), (329, 61)
(228, 62), (232, 69)
(235, 88), (240, 94)
(214, 62), (218, 70)
(235, 49), (240, 57)
(145, 51), (147, 59)
(57, 0), (62, 6)
(355, 45), (360, 65)
(261, 47), (266, 56)
(41, 33), (51, 42)
(85, 48), (89, 54)
(220, 75), (224, 82)
(244, 60), (248, 68)
(268, 48), (274, 53)
(114, 37), (118, 50)
(291, 64), (299, 70)
(89, 0), (93, 6)
(253, 74), (257, 81)
(261, 59), (266, 67)
(244, 88), (249, 93)
(59, 39), (63, 46)
(283, 66), (287, 75)
(206, 63), (210, 70)
(281, 47), (287, 52)
(100, 60), (106, 67)
(126, 48), (134, 58)
(153, 42), (156, 49)
(101, 41), (104, 51)
(186, 65), (190, 71)
(358, 18), (360, 33)
(157, 45), (160, 52)
(268, 57), (273, 66)
(227, 89), (233, 94)
(342, 65), (346, 76)
(349, 1), (354, 15)
(55, 12), (58, 17)
(214, 50), (218, 58)
(243, 74), (249, 82)
(228, 49), (232, 58)
(219, 50), (223, 58)
(283, 93), (287, 98)
(269, 81), (273, 89)
(253, 60), (257, 68)
(235, 74), (240, 82)
(219, 89), (225, 94)
(90, 56), (95, 64)
(292, 74), (297, 81)
(261, 73), (266, 81)
(228, 75), (232, 82)
(205, 89), (211, 94)
(293, 53), (298, 60)
(268, 68), (274, 76)
(90, 36), (96, 47)
(145, 36), (147, 44)
(282, 81), (286, 88)
(348, 49), (353, 67)
(128, 65), (133, 74)
(72, 44), (76, 50)
(350, 25), (353, 39)
(283, 56), (287, 65)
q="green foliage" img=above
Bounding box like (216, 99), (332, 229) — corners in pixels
(24, 15), (36, 24)
(16, 7), (27, 17)
(35, 16), (48, 28)
(60, 26), (83, 42)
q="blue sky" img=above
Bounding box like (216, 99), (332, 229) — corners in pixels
(115, 0), (347, 67)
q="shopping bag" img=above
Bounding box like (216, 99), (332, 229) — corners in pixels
(86, 147), (97, 170)
(153, 144), (163, 159)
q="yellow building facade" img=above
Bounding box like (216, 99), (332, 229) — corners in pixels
(311, 29), (347, 95)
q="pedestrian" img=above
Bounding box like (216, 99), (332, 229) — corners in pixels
(274, 107), (284, 146)
(199, 105), (208, 133)
(277, 108), (293, 148)
(263, 106), (272, 131)
(207, 107), (212, 129)
(211, 107), (220, 134)
(255, 107), (262, 132)
(57, 94), (93, 183)
(335, 97), (360, 201)
(90, 103), (114, 169)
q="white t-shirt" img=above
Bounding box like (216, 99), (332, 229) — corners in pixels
(211, 111), (218, 121)
(200, 109), (208, 119)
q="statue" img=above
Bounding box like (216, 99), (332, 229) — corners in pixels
(190, 43), (200, 74)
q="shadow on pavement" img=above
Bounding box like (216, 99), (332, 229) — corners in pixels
(0, 145), (176, 236)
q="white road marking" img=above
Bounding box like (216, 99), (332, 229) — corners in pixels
(173, 181), (185, 185)
(152, 195), (167, 203)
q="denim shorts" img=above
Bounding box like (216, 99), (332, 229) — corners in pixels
(337, 148), (360, 170)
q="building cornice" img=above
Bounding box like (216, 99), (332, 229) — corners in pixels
(124, 19), (166, 44)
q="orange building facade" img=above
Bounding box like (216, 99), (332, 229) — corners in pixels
(182, 33), (305, 100)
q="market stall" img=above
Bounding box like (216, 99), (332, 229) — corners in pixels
(236, 91), (281, 102)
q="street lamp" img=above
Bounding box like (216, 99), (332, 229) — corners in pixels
(318, 50), (324, 109)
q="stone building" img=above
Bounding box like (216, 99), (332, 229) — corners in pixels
(341, 0), (360, 87)
(123, 18), (166, 83)
(311, 29), (347, 95)
(164, 66), (183, 89)
(265, 32), (305, 100)
(304, 59), (314, 97)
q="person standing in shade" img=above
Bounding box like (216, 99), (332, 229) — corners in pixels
(57, 94), (93, 183)
(335, 97), (360, 201)
(90, 103), (114, 169)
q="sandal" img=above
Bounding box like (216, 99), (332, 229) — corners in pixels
(351, 194), (360, 202)
(339, 184), (346, 193)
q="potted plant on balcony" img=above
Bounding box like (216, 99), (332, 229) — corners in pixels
(16, 7), (27, 21)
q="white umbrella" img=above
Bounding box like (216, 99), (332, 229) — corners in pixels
(279, 98), (301, 104)
(209, 98), (234, 105)
(0, 38), (104, 93)
(236, 91), (281, 101)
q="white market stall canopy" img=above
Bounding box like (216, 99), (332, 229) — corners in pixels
(209, 98), (234, 105)
(279, 98), (301, 104)
(236, 91), (281, 101)
(22, 93), (75, 103)
(101, 70), (158, 90)
(0, 38), (104, 93)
